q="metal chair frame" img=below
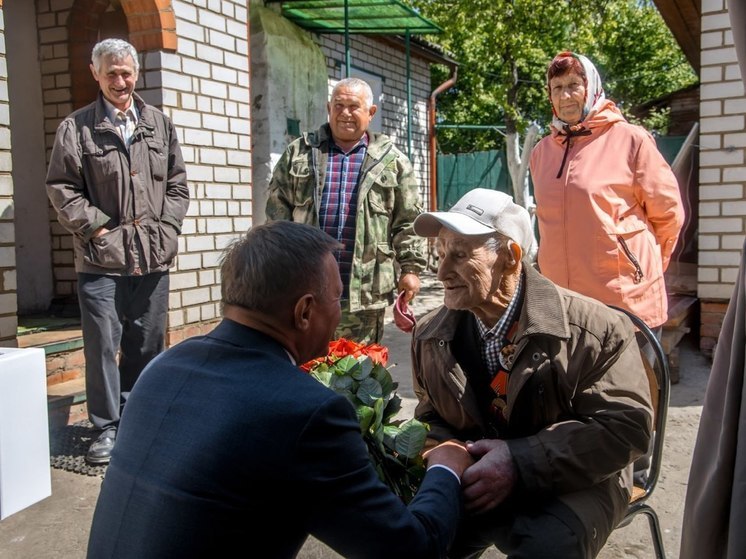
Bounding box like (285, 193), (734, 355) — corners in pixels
(609, 306), (670, 559)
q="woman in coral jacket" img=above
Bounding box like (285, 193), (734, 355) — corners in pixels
(530, 51), (685, 332)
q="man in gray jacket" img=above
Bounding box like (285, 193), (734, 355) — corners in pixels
(411, 188), (653, 558)
(46, 38), (189, 465)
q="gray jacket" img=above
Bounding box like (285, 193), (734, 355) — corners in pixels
(412, 264), (653, 557)
(46, 92), (189, 276)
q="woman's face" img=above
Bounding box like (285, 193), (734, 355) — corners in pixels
(549, 71), (586, 125)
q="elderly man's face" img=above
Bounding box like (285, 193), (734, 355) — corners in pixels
(90, 54), (138, 112)
(435, 229), (506, 316)
(327, 85), (376, 146)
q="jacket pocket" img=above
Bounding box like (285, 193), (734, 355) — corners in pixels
(82, 141), (121, 187)
(291, 196), (314, 224)
(612, 217), (661, 300)
(84, 227), (126, 269)
(146, 137), (168, 182)
(154, 222), (178, 268)
(368, 173), (397, 215)
(373, 242), (396, 295)
(289, 158), (310, 179)
(616, 236), (644, 284)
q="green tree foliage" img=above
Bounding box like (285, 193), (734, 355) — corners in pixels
(411, 0), (697, 153)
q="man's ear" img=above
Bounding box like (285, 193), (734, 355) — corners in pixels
(293, 293), (315, 332)
(369, 104), (378, 118)
(89, 63), (98, 81)
(507, 241), (523, 270)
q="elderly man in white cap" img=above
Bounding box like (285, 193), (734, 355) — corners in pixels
(410, 188), (654, 559)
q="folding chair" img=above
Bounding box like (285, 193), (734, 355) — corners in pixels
(609, 306), (670, 559)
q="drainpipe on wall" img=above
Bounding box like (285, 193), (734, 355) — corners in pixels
(428, 64), (458, 212)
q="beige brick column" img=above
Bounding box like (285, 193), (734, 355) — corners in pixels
(698, 0), (746, 352)
(0, 7), (18, 347)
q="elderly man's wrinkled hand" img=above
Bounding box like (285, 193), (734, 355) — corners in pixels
(423, 439), (474, 479)
(398, 272), (421, 303)
(461, 439), (518, 514)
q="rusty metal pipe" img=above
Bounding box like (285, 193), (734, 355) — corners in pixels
(428, 65), (458, 212)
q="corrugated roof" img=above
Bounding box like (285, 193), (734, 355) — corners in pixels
(275, 0), (442, 35)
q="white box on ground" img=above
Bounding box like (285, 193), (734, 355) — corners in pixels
(0, 347), (52, 520)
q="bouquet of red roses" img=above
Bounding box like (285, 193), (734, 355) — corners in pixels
(302, 338), (429, 503)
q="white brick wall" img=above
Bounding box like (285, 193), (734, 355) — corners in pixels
(0, 12), (17, 346)
(699, 2), (746, 301)
(37, 1), (252, 331)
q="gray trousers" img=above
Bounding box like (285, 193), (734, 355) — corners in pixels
(78, 272), (169, 430)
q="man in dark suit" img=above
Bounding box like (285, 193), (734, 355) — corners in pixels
(87, 220), (472, 559)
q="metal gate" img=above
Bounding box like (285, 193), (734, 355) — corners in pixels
(436, 150), (511, 210)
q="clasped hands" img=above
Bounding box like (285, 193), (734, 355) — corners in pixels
(424, 438), (518, 514)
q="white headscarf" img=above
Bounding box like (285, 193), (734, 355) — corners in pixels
(550, 53), (606, 132)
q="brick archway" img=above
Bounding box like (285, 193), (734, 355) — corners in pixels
(69, 0), (177, 109)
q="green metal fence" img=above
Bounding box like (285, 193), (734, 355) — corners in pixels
(436, 150), (511, 210)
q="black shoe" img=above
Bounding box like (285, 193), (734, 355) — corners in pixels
(86, 427), (117, 465)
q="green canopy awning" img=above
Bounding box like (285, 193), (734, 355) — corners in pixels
(276, 0), (442, 34)
(268, 0), (445, 159)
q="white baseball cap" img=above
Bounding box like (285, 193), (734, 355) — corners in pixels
(414, 188), (534, 255)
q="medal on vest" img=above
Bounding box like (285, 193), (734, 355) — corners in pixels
(499, 343), (517, 371)
(489, 370), (510, 421)
(488, 320), (519, 424)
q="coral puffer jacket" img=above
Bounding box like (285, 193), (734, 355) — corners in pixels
(530, 99), (685, 328)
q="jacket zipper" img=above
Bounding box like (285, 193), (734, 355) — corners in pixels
(616, 235), (644, 284)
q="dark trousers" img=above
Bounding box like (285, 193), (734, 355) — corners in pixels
(448, 496), (587, 559)
(78, 272), (169, 430)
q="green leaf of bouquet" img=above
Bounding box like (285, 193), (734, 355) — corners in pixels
(383, 394), (403, 422)
(352, 357), (374, 381)
(357, 377), (384, 406)
(311, 370), (333, 387)
(394, 419), (429, 459)
(330, 373), (354, 392)
(382, 424), (400, 450)
(371, 363), (395, 395)
(357, 405), (375, 433)
(334, 355), (361, 375)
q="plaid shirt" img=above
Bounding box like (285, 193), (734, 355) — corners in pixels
(475, 272), (525, 377)
(319, 134), (368, 297)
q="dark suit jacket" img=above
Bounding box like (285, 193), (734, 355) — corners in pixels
(87, 319), (462, 558)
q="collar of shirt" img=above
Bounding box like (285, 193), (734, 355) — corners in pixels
(103, 97), (139, 126)
(330, 131), (369, 154)
(475, 271), (525, 344)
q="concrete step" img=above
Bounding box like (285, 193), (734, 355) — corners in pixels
(47, 377), (88, 430)
(17, 323), (88, 429)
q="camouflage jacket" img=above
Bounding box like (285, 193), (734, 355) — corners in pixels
(266, 124), (426, 312)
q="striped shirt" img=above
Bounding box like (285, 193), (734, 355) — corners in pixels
(319, 134), (369, 298)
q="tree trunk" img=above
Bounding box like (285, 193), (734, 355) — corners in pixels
(505, 123), (540, 209)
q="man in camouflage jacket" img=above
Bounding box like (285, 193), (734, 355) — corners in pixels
(266, 78), (425, 344)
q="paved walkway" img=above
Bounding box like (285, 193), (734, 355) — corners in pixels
(0, 271), (711, 559)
